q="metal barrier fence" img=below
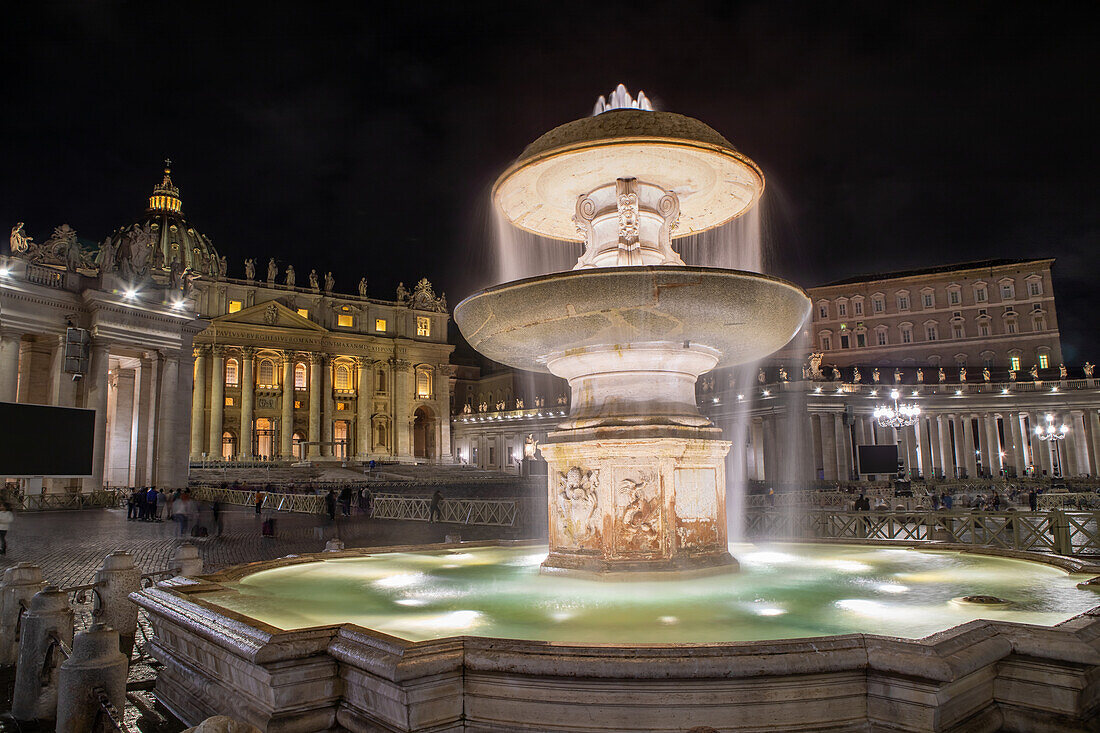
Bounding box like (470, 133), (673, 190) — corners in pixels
(746, 508), (1100, 556)
(10, 490), (126, 512)
(188, 486), (526, 527)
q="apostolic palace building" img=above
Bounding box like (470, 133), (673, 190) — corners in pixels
(2, 166), (1099, 491)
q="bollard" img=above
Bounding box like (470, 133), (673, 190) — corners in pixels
(172, 543), (204, 576)
(0, 563), (47, 665)
(324, 539), (345, 552)
(93, 551), (140, 659)
(56, 623), (127, 733)
(12, 586), (73, 722)
(1051, 509), (1073, 555)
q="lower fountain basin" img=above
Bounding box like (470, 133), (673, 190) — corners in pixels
(132, 541), (1100, 733)
(198, 542), (1095, 643)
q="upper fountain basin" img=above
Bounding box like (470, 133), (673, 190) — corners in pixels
(454, 266), (810, 374)
(493, 109), (764, 242)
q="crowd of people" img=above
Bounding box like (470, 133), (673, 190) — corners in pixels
(126, 487), (223, 538)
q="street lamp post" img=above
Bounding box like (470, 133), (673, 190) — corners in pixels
(1034, 414), (1068, 479)
(874, 390), (920, 480)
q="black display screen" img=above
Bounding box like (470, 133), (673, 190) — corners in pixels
(0, 402), (95, 477)
(857, 444), (900, 475)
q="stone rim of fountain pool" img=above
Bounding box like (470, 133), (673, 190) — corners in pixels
(132, 539), (1100, 732)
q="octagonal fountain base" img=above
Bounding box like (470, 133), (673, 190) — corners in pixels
(539, 434), (737, 579)
(131, 541), (1100, 733)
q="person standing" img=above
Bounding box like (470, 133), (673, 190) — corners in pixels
(340, 486), (352, 517)
(1028, 489), (1038, 512)
(325, 489), (337, 521)
(428, 490), (444, 523)
(146, 487), (158, 522)
(254, 488), (265, 515)
(0, 502), (14, 554)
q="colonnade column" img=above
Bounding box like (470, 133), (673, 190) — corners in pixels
(321, 355), (333, 457)
(976, 414), (993, 476)
(835, 413), (851, 481)
(356, 358), (370, 458)
(392, 358), (412, 459)
(810, 413), (824, 480)
(936, 415), (954, 478)
(819, 414), (837, 481)
(1007, 412), (1026, 477)
(152, 351), (180, 487)
(1062, 412), (1080, 477)
(1071, 411), (1088, 476)
(961, 416), (978, 478)
(920, 418), (936, 479)
(1030, 412), (1050, 476)
(951, 415), (966, 478)
(280, 352), (294, 458)
(239, 347), (255, 459)
(173, 347), (195, 487)
(135, 353), (158, 485)
(48, 334), (77, 408)
(762, 416), (778, 482)
(435, 364), (453, 461)
(207, 347), (224, 458)
(308, 353), (322, 459)
(1088, 410), (1100, 479)
(189, 347), (207, 460)
(751, 418), (765, 481)
(0, 330), (21, 402)
(83, 340), (111, 492)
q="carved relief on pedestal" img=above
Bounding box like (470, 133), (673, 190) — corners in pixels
(673, 467), (720, 550)
(551, 466), (601, 550)
(614, 471), (662, 556)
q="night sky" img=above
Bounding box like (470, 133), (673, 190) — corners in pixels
(3, 3), (1097, 359)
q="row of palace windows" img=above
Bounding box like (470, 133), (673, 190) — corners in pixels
(820, 315), (1047, 351)
(219, 419), (388, 460)
(223, 300), (431, 337)
(218, 358), (434, 398)
(817, 279), (1045, 321)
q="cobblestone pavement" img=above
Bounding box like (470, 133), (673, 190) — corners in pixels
(0, 506), (535, 588)
(0, 508), (536, 732)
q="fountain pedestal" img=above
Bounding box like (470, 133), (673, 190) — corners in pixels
(540, 433), (735, 579)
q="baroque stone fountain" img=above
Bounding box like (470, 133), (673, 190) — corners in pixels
(454, 84), (811, 578)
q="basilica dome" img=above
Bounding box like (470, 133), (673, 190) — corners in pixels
(104, 163), (220, 276)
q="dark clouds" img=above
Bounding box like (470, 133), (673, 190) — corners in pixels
(2, 2), (1097, 358)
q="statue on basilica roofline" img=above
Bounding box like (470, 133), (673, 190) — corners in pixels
(916, 368), (924, 383)
(959, 367), (967, 382)
(983, 367), (991, 382)
(285, 265), (295, 287)
(778, 366), (788, 382)
(853, 366), (861, 383)
(396, 281), (409, 304)
(309, 269), (319, 292)
(267, 257), (278, 284)
(872, 368), (880, 383)
(1009, 369), (1017, 382)
(938, 368), (946, 383)
(1059, 363), (1068, 380)
(757, 369), (765, 385)
(120, 222), (154, 281)
(96, 236), (117, 274)
(894, 368), (902, 383)
(324, 271), (335, 293)
(9, 222), (32, 253)
(244, 258), (256, 281)
(169, 258), (185, 290)
(1029, 364), (1040, 380)
(359, 277), (368, 297)
(1085, 362), (1095, 378)
(217, 255), (227, 279)
(43, 224), (86, 272)
(183, 269), (198, 297)
(831, 367), (840, 381)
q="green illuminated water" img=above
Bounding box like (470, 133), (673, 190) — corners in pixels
(205, 543), (1099, 643)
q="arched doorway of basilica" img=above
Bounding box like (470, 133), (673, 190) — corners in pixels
(255, 418), (275, 459)
(334, 420), (350, 459)
(221, 431), (236, 460)
(413, 406), (435, 460)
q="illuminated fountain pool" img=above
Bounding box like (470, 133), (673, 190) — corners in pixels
(204, 543), (1097, 644)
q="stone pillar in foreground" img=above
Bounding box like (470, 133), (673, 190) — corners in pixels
(0, 329), (22, 402)
(356, 357), (370, 458)
(84, 340), (111, 492)
(0, 563), (47, 665)
(281, 352), (294, 458)
(11, 586), (72, 722)
(93, 551), (141, 659)
(56, 624), (127, 733)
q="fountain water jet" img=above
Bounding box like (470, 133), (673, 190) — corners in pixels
(455, 87), (811, 578)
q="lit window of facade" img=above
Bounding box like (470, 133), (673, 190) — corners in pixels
(225, 358), (239, 386)
(1039, 353), (1050, 369)
(1010, 355), (1022, 371)
(228, 300), (242, 313)
(375, 318), (387, 331)
(417, 316), (431, 336)
(335, 365), (350, 390)
(294, 363), (307, 389)
(337, 314), (354, 328)
(257, 358), (275, 387)
(297, 308), (309, 318)
(1001, 281), (1015, 299)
